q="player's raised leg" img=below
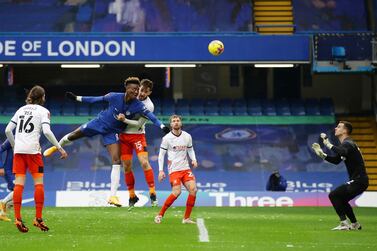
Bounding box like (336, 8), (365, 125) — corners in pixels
(0, 191), (13, 221)
(43, 127), (83, 157)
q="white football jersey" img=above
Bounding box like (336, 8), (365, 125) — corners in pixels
(123, 96), (154, 134)
(160, 131), (195, 174)
(10, 104), (50, 154)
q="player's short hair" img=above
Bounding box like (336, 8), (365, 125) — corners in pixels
(339, 121), (353, 135)
(141, 79), (153, 91)
(169, 114), (182, 123)
(26, 85), (45, 105)
(124, 77), (140, 87)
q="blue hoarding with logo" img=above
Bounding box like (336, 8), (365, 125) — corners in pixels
(0, 33), (310, 63)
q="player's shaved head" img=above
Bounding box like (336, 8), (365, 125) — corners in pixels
(124, 77), (140, 87)
(26, 85), (45, 105)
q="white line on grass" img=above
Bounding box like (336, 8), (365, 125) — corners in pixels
(197, 218), (209, 242)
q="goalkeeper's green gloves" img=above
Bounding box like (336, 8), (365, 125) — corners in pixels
(312, 143), (327, 159)
(320, 133), (333, 149)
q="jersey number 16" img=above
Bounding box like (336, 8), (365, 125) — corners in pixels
(18, 116), (34, 133)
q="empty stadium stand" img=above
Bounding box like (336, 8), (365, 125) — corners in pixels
(253, 0), (294, 34)
(0, 98), (335, 117)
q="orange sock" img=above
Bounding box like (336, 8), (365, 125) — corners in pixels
(125, 171), (135, 198)
(143, 169), (155, 194)
(184, 194), (196, 219)
(13, 184), (24, 220)
(159, 193), (178, 217)
(34, 184), (44, 219)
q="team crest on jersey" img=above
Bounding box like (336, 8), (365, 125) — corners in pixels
(125, 111), (131, 116)
(215, 128), (256, 141)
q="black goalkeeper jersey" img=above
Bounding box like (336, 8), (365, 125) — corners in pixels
(325, 137), (368, 181)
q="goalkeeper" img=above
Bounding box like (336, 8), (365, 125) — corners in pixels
(312, 121), (368, 231)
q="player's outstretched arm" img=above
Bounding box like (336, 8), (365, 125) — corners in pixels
(142, 110), (170, 134)
(65, 92), (105, 103)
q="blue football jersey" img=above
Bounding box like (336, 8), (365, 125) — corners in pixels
(96, 92), (150, 133)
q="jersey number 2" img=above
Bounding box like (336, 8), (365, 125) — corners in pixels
(18, 116), (34, 133)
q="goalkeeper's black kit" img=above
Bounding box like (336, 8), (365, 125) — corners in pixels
(325, 137), (369, 223)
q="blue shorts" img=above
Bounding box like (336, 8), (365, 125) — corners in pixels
(80, 118), (119, 146)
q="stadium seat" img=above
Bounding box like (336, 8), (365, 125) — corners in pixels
(62, 103), (76, 116)
(190, 99), (205, 115)
(262, 100), (276, 116)
(161, 99), (175, 116)
(233, 106), (248, 116)
(190, 106), (205, 116)
(204, 99), (219, 115)
(247, 99), (262, 116)
(176, 99), (190, 109)
(305, 99), (320, 115)
(290, 100), (306, 116)
(331, 46), (346, 63)
(161, 107), (175, 116)
(276, 100), (291, 116)
(48, 102), (63, 116)
(76, 103), (91, 116)
(176, 106), (190, 116)
(153, 105), (162, 116)
(319, 98), (335, 115)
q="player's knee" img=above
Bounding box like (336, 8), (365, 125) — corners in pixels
(172, 190), (181, 197)
(140, 160), (150, 170)
(172, 187), (181, 197)
(111, 155), (121, 164)
(123, 161), (132, 172)
(189, 186), (198, 195)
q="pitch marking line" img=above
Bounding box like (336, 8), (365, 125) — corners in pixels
(197, 218), (209, 242)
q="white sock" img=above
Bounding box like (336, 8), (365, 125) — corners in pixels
(110, 164), (121, 196)
(59, 134), (73, 147)
(2, 191), (13, 205)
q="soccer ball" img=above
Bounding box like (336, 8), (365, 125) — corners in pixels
(208, 40), (224, 56)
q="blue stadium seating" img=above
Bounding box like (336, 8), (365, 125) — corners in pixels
(290, 100), (306, 116)
(0, 97), (335, 117)
(247, 99), (262, 116)
(276, 100), (291, 116)
(262, 100), (277, 116)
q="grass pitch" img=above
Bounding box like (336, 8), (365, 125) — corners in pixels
(1, 207), (377, 251)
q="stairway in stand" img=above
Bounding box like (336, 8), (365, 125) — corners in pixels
(253, 0), (294, 34)
(337, 116), (377, 191)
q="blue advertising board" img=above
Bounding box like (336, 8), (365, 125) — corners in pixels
(0, 33), (310, 63)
